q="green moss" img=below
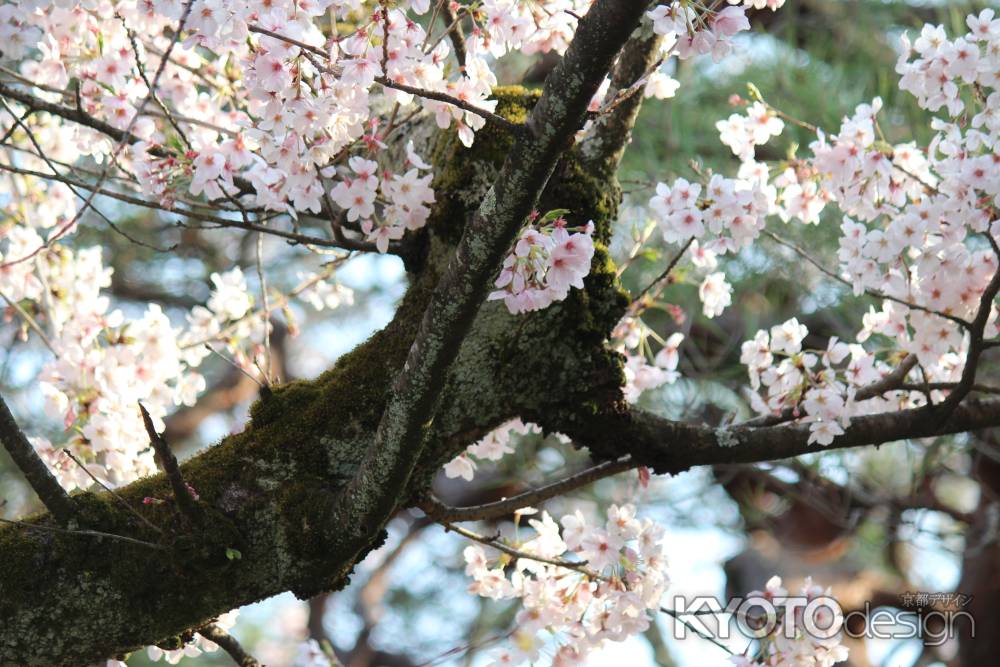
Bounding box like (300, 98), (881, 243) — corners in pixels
(405, 91), (630, 480)
(429, 86), (542, 245)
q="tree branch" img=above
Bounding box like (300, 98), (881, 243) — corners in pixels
(0, 393), (75, 524)
(555, 397), (1000, 475)
(197, 625), (263, 667)
(420, 456), (635, 523)
(579, 18), (664, 173)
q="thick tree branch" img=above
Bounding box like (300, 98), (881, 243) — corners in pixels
(556, 397), (1000, 475)
(0, 84), (628, 665)
(579, 19), (664, 173)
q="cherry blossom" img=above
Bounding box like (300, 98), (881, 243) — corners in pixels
(488, 213), (596, 315)
(463, 503), (670, 666)
(444, 418), (542, 480)
(730, 577), (849, 667)
(699, 272), (733, 318)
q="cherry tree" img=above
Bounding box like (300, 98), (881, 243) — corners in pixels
(0, 0), (997, 665)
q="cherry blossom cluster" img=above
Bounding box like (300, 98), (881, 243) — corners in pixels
(611, 314), (685, 403)
(475, 0), (595, 58)
(488, 212), (596, 315)
(740, 314), (978, 445)
(632, 0), (784, 116)
(741, 318), (854, 444)
(782, 13), (1000, 309)
(646, 0), (786, 61)
(647, 1), (753, 63)
(444, 418), (541, 481)
(896, 11), (1000, 119)
(729, 577), (848, 667)
(462, 503), (669, 667)
(809, 94), (1000, 356)
(0, 193), (195, 487)
(8, 0), (624, 249)
(680, 11), (999, 445)
(648, 174), (771, 254)
(717, 100), (785, 163)
(331, 144), (435, 252)
(22, 261), (264, 489)
(647, 173), (769, 319)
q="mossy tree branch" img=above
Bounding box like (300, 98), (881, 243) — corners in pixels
(548, 398), (1000, 476)
(579, 17), (665, 174)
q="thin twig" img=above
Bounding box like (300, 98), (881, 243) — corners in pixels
(0, 289), (58, 356)
(198, 625), (263, 667)
(437, 520), (607, 580)
(763, 229), (971, 329)
(202, 345), (265, 387)
(63, 450), (162, 535)
(633, 237), (694, 306)
(120, 13), (192, 149)
(854, 354), (919, 401)
(0, 516), (166, 551)
(421, 456), (635, 523)
(659, 606), (735, 654)
(255, 231), (272, 383)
